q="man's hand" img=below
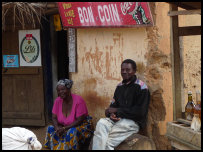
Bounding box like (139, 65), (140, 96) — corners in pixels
(110, 113), (120, 122)
(105, 107), (118, 117)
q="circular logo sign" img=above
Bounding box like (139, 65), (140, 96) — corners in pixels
(20, 36), (39, 63)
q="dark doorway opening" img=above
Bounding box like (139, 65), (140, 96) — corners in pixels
(57, 30), (69, 80)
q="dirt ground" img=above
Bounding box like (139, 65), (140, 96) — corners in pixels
(2, 123), (52, 150)
(2, 121), (91, 150)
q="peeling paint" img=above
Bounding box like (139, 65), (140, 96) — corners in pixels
(106, 52), (121, 81)
(82, 78), (110, 125)
(85, 49), (103, 73)
(113, 33), (121, 48)
(71, 28), (149, 129)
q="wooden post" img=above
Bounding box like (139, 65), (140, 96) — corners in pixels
(179, 36), (185, 115)
(68, 28), (76, 72)
(178, 26), (201, 36)
(168, 9), (201, 16)
(170, 4), (182, 120)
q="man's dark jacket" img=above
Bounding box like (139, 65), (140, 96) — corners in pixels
(110, 75), (150, 129)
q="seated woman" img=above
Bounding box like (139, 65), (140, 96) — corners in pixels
(44, 79), (93, 150)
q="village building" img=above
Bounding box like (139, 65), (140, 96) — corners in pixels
(2, 2), (201, 150)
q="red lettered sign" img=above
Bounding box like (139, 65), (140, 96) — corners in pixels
(57, 2), (154, 28)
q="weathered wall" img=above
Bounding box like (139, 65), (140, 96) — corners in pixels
(178, 12), (201, 108)
(144, 2), (173, 150)
(69, 2), (201, 150)
(70, 27), (148, 124)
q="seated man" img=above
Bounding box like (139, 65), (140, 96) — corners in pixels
(92, 59), (150, 150)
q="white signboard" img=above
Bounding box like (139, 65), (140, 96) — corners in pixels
(19, 29), (42, 66)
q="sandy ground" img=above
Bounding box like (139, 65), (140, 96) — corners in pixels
(26, 125), (50, 150)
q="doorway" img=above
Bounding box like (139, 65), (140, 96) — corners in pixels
(47, 15), (69, 121)
(41, 16), (69, 122)
(57, 30), (69, 80)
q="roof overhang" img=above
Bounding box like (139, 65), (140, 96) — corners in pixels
(167, 2), (201, 10)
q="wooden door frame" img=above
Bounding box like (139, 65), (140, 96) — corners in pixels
(169, 4), (201, 120)
(41, 15), (69, 123)
(41, 15), (54, 122)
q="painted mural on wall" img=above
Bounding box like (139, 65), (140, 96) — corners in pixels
(58, 2), (154, 28)
(19, 29), (41, 66)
